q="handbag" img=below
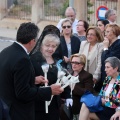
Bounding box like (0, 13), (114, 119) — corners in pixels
(80, 91), (103, 112)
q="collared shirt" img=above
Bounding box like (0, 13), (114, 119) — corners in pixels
(15, 41), (29, 54)
(57, 18), (78, 33)
(107, 19), (116, 24)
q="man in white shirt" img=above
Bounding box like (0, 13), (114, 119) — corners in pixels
(57, 7), (78, 33)
(105, 9), (117, 24)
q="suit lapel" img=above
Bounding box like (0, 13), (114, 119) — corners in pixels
(89, 43), (98, 67)
(83, 43), (89, 70)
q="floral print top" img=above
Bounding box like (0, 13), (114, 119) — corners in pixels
(99, 75), (120, 108)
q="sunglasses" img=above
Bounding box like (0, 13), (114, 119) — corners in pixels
(71, 61), (81, 65)
(62, 25), (71, 29)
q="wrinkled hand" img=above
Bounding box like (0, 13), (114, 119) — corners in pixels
(66, 98), (73, 107)
(50, 84), (64, 95)
(35, 76), (48, 84)
(110, 111), (120, 120)
(64, 56), (70, 63)
(103, 37), (109, 48)
(101, 98), (106, 105)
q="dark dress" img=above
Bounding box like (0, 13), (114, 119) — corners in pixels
(30, 51), (71, 120)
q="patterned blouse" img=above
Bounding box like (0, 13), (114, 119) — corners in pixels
(99, 75), (120, 108)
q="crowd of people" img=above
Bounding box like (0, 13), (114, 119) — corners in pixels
(0, 6), (120, 120)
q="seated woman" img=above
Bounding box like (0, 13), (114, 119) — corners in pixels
(30, 25), (71, 120)
(60, 54), (94, 120)
(79, 56), (120, 120)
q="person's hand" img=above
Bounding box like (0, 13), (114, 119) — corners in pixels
(93, 78), (97, 84)
(50, 84), (64, 95)
(66, 98), (73, 107)
(35, 76), (48, 84)
(103, 37), (109, 48)
(110, 111), (120, 120)
(64, 56), (70, 63)
(101, 98), (106, 105)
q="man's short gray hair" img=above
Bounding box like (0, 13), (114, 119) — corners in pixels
(105, 9), (116, 19)
(105, 57), (120, 72)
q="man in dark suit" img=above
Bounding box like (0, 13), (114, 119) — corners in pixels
(0, 22), (63, 120)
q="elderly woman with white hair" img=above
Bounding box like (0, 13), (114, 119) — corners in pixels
(79, 56), (120, 120)
(30, 25), (71, 120)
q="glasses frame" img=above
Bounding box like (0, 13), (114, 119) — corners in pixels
(62, 25), (71, 29)
(70, 61), (81, 65)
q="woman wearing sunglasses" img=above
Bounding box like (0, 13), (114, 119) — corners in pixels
(60, 18), (81, 71)
(60, 54), (94, 120)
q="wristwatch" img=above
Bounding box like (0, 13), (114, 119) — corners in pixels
(116, 107), (120, 111)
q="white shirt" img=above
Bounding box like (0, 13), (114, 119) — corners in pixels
(118, 35), (120, 39)
(107, 19), (116, 24)
(57, 18), (78, 33)
(105, 83), (113, 101)
(15, 41), (29, 54)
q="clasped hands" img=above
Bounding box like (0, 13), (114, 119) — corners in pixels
(35, 75), (64, 95)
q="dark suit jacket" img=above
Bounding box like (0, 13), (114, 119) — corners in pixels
(72, 69), (94, 114)
(101, 39), (120, 82)
(0, 99), (11, 120)
(0, 42), (51, 120)
(60, 35), (81, 57)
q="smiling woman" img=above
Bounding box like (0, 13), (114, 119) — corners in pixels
(79, 26), (104, 92)
(30, 25), (71, 120)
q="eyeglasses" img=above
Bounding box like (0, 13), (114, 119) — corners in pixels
(62, 26), (71, 29)
(71, 61), (81, 65)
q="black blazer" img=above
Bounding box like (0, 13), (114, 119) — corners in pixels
(0, 42), (51, 120)
(60, 35), (81, 57)
(101, 39), (120, 82)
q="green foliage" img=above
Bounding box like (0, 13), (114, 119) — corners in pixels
(87, 10), (94, 14)
(13, 0), (18, 5)
(87, 0), (94, 21)
(87, 0), (93, 7)
(44, 0), (51, 5)
(60, 0), (69, 17)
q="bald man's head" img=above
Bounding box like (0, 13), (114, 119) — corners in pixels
(65, 7), (76, 23)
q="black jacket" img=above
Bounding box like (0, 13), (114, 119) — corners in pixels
(0, 42), (51, 120)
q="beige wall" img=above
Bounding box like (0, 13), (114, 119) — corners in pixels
(32, 0), (44, 24)
(73, 0), (87, 21)
(117, 0), (120, 24)
(73, 0), (120, 25)
(0, 0), (7, 20)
